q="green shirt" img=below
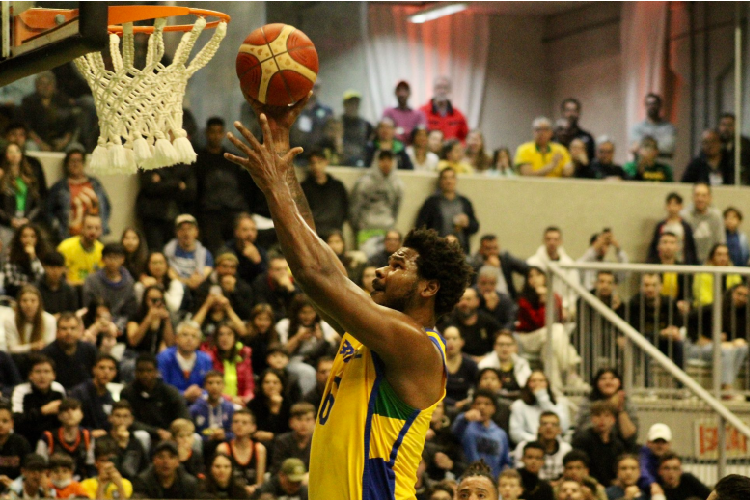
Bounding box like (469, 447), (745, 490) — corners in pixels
(623, 161), (673, 182)
(14, 177), (28, 212)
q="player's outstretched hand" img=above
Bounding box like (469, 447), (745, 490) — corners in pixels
(225, 114), (304, 192)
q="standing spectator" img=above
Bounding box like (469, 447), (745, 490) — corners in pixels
(156, 321), (212, 404)
(189, 371), (234, 446)
(515, 117), (573, 178)
(382, 80), (426, 144)
(12, 354), (66, 446)
(69, 353), (118, 434)
(528, 226), (581, 310)
(680, 183), (725, 264)
(364, 118), (413, 170)
(571, 402), (631, 487)
(18, 72), (75, 152)
(195, 117), (251, 254)
(647, 192), (699, 265)
(577, 230), (629, 291)
(0, 144), (43, 239)
(163, 214), (214, 293)
(474, 267), (517, 331)
(509, 371), (570, 445)
(415, 167), (479, 254)
(656, 453), (710, 500)
(478, 331), (532, 397)
(447, 288), (502, 359)
(4, 285), (57, 353)
(348, 151), (403, 248)
(132, 441), (199, 499)
(300, 149), (348, 238)
(465, 130), (492, 172)
(268, 403), (316, 477)
(724, 207), (749, 266)
(82, 243), (138, 329)
(555, 98), (595, 160)
(121, 228), (148, 282)
(513, 412), (571, 482)
(251, 253), (299, 321)
(630, 93), (676, 160)
(623, 136), (673, 182)
(442, 325), (480, 408)
(575, 368), (638, 446)
(468, 234), (528, 299)
(3, 123), (48, 200)
(56, 213), (103, 287)
(289, 83), (333, 165)
(718, 112), (750, 184)
(589, 137), (627, 180)
(341, 90), (372, 167)
(47, 150), (111, 240)
(203, 324), (255, 405)
(135, 163), (197, 251)
(516, 442), (555, 500)
(420, 76), (469, 142)
(406, 126), (439, 172)
(42, 313), (96, 389)
(3, 223), (46, 298)
(682, 129), (732, 185)
(134, 252), (185, 318)
(437, 139), (473, 174)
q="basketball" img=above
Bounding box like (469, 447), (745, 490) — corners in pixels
(236, 23), (319, 107)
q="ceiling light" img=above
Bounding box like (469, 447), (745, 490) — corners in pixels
(408, 2), (468, 23)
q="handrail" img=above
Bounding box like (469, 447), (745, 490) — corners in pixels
(546, 261), (750, 440)
(559, 261), (750, 275)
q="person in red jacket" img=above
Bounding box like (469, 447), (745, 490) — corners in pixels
(516, 267), (563, 332)
(203, 322), (255, 405)
(420, 76), (469, 142)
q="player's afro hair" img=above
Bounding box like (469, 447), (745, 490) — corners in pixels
(459, 460), (498, 489)
(403, 228), (474, 318)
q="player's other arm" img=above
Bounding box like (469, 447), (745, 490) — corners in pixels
(226, 116), (443, 409)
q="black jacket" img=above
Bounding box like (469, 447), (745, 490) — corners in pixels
(69, 379), (115, 432)
(121, 379), (190, 439)
(132, 465), (203, 499)
(415, 192), (480, 254)
(42, 340), (97, 389)
(646, 219), (699, 266)
(681, 153), (733, 185)
(136, 165), (197, 222)
(0, 351), (21, 399)
(300, 174), (348, 237)
(12, 381), (66, 445)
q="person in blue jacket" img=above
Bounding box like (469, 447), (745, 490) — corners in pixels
(189, 370), (234, 445)
(156, 321), (213, 405)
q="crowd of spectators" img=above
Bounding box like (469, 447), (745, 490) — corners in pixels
(0, 66), (746, 500)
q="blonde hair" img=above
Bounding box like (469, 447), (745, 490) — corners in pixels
(170, 418), (195, 436)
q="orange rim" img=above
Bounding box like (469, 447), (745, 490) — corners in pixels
(107, 6), (231, 34)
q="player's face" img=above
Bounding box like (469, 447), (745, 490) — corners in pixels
(456, 476), (498, 500)
(617, 458), (640, 486)
(371, 248), (422, 313)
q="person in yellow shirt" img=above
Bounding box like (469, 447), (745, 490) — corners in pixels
(693, 243), (743, 306)
(57, 213), (103, 286)
(515, 117), (573, 178)
(438, 139), (474, 174)
(81, 437), (133, 499)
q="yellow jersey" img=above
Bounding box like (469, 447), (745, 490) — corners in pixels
(57, 236), (104, 285)
(309, 330), (446, 500)
(513, 141), (571, 177)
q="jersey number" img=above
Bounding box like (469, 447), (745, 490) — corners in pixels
(318, 376), (342, 425)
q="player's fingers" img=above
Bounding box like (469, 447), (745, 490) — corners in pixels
(232, 122), (262, 152)
(284, 147), (305, 164)
(259, 114), (275, 154)
(224, 152), (257, 170)
(226, 131), (258, 159)
(290, 91), (313, 115)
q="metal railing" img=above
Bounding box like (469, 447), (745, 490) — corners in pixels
(544, 261), (750, 480)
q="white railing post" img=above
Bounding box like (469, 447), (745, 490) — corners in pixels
(712, 272), (727, 478)
(545, 271), (556, 381)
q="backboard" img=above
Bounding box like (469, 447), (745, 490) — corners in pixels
(0, 1), (108, 87)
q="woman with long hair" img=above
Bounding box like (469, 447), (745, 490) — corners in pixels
(323, 230), (365, 281)
(2, 223), (47, 297)
(3, 284), (56, 352)
(405, 126), (439, 172)
(517, 267), (563, 332)
(509, 370), (569, 444)
(490, 147), (516, 178)
(465, 129), (491, 172)
(125, 284), (174, 354)
(243, 304), (278, 375)
(575, 367), (638, 442)
(203, 322), (255, 405)
(0, 143), (42, 234)
(202, 453), (250, 499)
(121, 227), (149, 281)
(133, 251), (184, 316)
(247, 369), (291, 445)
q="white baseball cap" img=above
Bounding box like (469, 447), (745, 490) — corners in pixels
(648, 423), (672, 442)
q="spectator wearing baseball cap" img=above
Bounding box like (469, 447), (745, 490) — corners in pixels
(341, 90), (372, 167)
(382, 80), (426, 145)
(7, 453), (51, 499)
(639, 423), (673, 487)
(259, 458), (309, 500)
(163, 213), (214, 292)
(132, 440), (200, 499)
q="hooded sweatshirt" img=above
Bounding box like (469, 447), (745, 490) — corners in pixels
(81, 266), (137, 326)
(348, 163), (403, 233)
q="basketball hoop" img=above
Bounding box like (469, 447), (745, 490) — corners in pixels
(69, 6), (231, 175)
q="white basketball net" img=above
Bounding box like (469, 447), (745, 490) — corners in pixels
(74, 16), (227, 175)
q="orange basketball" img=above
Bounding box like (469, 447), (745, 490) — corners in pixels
(236, 23), (318, 106)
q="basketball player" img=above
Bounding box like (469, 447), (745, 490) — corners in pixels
(226, 95), (473, 499)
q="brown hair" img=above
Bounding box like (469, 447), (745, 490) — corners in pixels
(290, 403), (316, 419)
(590, 401), (618, 418)
(15, 284), (45, 346)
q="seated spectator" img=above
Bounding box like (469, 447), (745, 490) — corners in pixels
(627, 274), (684, 369)
(269, 403), (315, 479)
(122, 228), (148, 282)
(623, 136), (673, 182)
(193, 283), (247, 343)
(468, 234), (528, 299)
(647, 233), (692, 307)
(126, 285), (175, 357)
(19, 72), (75, 152)
(427, 129), (445, 155)
(572, 402), (632, 487)
(80, 296), (119, 344)
(314, 116), (344, 166)
(259, 458), (308, 500)
(223, 213), (268, 286)
(488, 147), (516, 177)
(121, 353), (190, 443)
(80, 436), (134, 499)
(719, 112), (750, 183)
(499, 469), (524, 500)
(48, 152), (111, 241)
(383, 80), (426, 144)
(692, 243), (742, 306)
(251, 253), (299, 321)
(0, 145), (43, 244)
(192, 252), (253, 320)
(324, 230), (366, 281)
(724, 207), (749, 266)
(12, 354), (66, 447)
(216, 408), (266, 497)
(169, 419), (204, 478)
(366, 230), (401, 269)
(348, 151), (403, 248)
(420, 76), (469, 141)
(681, 182), (726, 264)
(133, 252), (185, 318)
(639, 424), (673, 490)
(248, 369), (292, 447)
(454, 461), (499, 500)
(0, 401), (31, 491)
(341, 90), (372, 167)
(164, 213), (213, 292)
(202, 452), (250, 499)
(406, 126), (439, 172)
(474, 368), (513, 432)
(515, 117), (573, 178)
(105, 402), (148, 481)
(577, 230), (629, 291)
(7, 453), (52, 499)
(589, 137), (627, 180)
(513, 412), (571, 481)
(465, 130), (492, 173)
(681, 129), (732, 185)
(517, 442), (555, 500)
(647, 192), (699, 266)
(606, 453), (660, 500)
(447, 288), (502, 360)
(37, 251), (78, 319)
(190, 371), (234, 447)
(509, 371), (570, 445)
(657, 452), (710, 500)
(132, 441), (199, 499)
(242, 304), (279, 376)
(0, 351), (22, 399)
(415, 167), (479, 254)
(46, 452), (88, 499)
(4, 285), (56, 353)
(575, 368), (638, 446)
(264, 345), (303, 404)
(364, 117), (413, 170)
(203, 324), (254, 405)
(56, 213), (104, 287)
(302, 356), (333, 412)
(474, 267), (516, 331)
(527, 226), (580, 310)
(3, 223), (46, 298)
(3, 123), (48, 199)
(82, 243), (137, 330)
(35, 398), (94, 480)
(42, 313), (96, 388)
(723, 283), (750, 341)
(423, 400), (465, 484)
(569, 138), (593, 178)
(70, 353), (118, 435)
(300, 151), (348, 238)
(442, 325), (480, 409)
(478, 331), (532, 398)
(437, 139), (473, 174)
(557, 450), (608, 500)
(452, 389), (510, 478)
(157, 321), (213, 404)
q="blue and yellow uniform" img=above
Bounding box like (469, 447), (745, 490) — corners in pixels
(309, 330), (447, 500)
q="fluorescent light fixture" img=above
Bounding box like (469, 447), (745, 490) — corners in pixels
(408, 2), (468, 23)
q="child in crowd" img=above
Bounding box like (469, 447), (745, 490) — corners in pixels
(169, 419), (204, 478)
(106, 401), (148, 481)
(12, 353), (66, 447)
(606, 453), (665, 500)
(81, 436), (133, 500)
(7, 453), (51, 499)
(46, 453), (87, 498)
(36, 398), (94, 481)
(0, 402), (31, 494)
(452, 389), (510, 478)
(475, 368), (512, 432)
(557, 450), (608, 500)
(269, 403), (316, 478)
(518, 442), (554, 500)
(724, 207), (749, 266)
(498, 469), (524, 500)
(189, 371), (234, 447)
(216, 408), (266, 496)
